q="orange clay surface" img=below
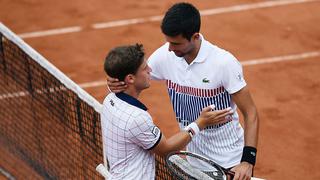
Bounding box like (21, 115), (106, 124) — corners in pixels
(1, 0), (320, 179)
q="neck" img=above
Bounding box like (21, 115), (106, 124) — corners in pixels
(123, 87), (140, 99)
(184, 38), (201, 64)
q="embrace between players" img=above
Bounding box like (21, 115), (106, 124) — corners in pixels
(101, 2), (259, 180)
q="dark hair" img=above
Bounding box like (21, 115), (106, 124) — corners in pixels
(104, 44), (145, 81)
(161, 2), (201, 41)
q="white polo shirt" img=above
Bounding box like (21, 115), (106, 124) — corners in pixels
(101, 92), (162, 180)
(148, 34), (246, 168)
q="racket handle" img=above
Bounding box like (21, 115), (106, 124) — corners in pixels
(228, 171), (235, 176)
(96, 164), (110, 179)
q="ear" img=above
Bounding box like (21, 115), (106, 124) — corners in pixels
(193, 33), (200, 40)
(124, 74), (135, 84)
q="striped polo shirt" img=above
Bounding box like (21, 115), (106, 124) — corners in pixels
(101, 92), (162, 180)
(148, 34), (246, 168)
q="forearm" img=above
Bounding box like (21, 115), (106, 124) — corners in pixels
(154, 131), (191, 157)
(232, 87), (259, 147)
(244, 107), (259, 147)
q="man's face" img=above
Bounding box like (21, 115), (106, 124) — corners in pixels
(133, 58), (152, 91)
(165, 34), (196, 57)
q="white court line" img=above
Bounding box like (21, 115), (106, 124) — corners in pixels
(18, 26), (82, 39)
(0, 167), (15, 180)
(241, 51), (320, 66)
(77, 51), (320, 89)
(17, 0), (318, 39)
(1, 51), (319, 99)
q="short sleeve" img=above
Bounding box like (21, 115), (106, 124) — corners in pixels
(221, 54), (247, 94)
(128, 113), (162, 150)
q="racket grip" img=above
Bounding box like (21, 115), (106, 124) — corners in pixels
(96, 164), (110, 179)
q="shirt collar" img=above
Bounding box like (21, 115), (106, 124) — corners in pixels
(115, 92), (148, 111)
(191, 34), (210, 64)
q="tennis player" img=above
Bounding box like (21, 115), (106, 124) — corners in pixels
(101, 44), (233, 180)
(107, 3), (259, 180)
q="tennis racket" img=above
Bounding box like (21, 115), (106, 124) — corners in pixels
(166, 151), (232, 180)
(166, 151), (264, 180)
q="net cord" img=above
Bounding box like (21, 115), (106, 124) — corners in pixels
(0, 22), (102, 114)
(0, 22), (108, 172)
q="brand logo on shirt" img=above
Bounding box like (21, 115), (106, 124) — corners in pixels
(109, 100), (115, 106)
(237, 73), (243, 81)
(152, 126), (160, 137)
(202, 78), (210, 83)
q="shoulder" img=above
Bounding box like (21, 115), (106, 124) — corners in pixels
(150, 43), (169, 58)
(127, 110), (154, 134)
(102, 93), (146, 118)
(206, 42), (240, 67)
(102, 93), (116, 111)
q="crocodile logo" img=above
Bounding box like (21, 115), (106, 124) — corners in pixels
(202, 78), (210, 83)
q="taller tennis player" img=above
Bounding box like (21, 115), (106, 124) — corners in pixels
(101, 44), (233, 180)
(107, 3), (260, 180)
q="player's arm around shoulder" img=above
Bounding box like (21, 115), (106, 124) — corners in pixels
(231, 86), (259, 180)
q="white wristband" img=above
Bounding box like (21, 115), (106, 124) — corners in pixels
(184, 122), (200, 137)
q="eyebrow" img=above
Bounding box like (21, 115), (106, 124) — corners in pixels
(170, 42), (181, 45)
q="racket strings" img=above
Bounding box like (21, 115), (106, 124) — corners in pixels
(167, 154), (225, 180)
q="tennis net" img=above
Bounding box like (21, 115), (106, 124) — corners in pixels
(0, 23), (172, 179)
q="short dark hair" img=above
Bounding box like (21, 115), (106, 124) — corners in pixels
(104, 44), (145, 81)
(161, 2), (201, 41)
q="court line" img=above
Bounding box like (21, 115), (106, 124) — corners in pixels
(78, 51), (320, 89)
(17, 0), (318, 39)
(0, 50), (319, 100)
(0, 167), (15, 180)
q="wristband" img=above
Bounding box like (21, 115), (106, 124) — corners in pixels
(241, 146), (257, 166)
(187, 129), (195, 138)
(184, 122), (200, 138)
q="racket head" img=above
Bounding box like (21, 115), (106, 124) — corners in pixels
(165, 151), (228, 180)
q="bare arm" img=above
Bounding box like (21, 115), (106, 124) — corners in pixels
(231, 86), (259, 147)
(151, 106), (233, 157)
(231, 86), (259, 180)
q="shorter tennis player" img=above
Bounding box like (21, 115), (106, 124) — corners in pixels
(101, 44), (233, 180)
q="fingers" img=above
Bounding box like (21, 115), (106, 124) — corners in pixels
(106, 76), (119, 83)
(106, 77), (127, 93)
(202, 106), (213, 112)
(107, 78), (125, 87)
(210, 107), (233, 118)
(213, 109), (233, 120)
(231, 163), (252, 180)
(109, 86), (127, 93)
(199, 106), (234, 126)
(231, 167), (241, 180)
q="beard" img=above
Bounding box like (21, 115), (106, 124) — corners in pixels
(173, 51), (185, 57)
(173, 46), (194, 58)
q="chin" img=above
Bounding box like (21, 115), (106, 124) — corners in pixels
(174, 53), (184, 57)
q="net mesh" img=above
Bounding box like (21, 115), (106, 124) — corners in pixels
(0, 24), (173, 179)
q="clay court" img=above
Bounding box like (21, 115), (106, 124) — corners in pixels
(1, 0), (320, 179)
